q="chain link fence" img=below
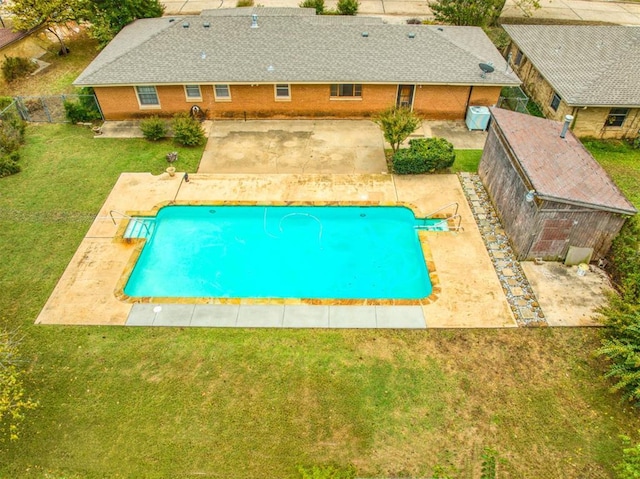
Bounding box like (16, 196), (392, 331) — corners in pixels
(0, 95), (103, 123)
(497, 86), (530, 114)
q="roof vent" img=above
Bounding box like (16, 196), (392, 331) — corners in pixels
(560, 115), (574, 139)
(203, 22), (210, 28)
(183, 22), (190, 28)
(408, 32), (416, 39)
(251, 13), (259, 28)
(362, 32), (369, 37)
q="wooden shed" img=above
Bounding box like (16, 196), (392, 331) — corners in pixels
(479, 108), (637, 262)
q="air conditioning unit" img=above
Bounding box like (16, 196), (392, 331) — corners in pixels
(466, 106), (491, 131)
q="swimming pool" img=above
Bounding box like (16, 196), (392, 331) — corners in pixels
(123, 205), (438, 300)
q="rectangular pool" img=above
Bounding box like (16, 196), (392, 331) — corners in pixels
(123, 205), (434, 300)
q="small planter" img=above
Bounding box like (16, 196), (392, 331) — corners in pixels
(166, 166), (176, 177)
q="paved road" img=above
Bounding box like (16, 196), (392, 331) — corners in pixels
(163, 0), (640, 25)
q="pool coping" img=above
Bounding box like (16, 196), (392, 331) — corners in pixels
(35, 173), (517, 328)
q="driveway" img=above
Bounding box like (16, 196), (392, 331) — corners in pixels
(197, 120), (388, 174)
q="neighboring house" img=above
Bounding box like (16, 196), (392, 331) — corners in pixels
(503, 25), (640, 139)
(479, 107), (636, 262)
(0, 25), (46, 59)
(73, 7), (520, 121)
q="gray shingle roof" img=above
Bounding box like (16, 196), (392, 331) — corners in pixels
(503, 25), (640, 107)
(74, 8), (520, 86)
(490, 107), (637, 215)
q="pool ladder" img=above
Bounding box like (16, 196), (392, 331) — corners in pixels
(420, 202), (464, 232)
(108, 210), (155, 238)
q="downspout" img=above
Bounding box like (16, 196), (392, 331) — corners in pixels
(465, 86), (473, 111)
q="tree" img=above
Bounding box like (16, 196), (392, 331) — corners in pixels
(84, 0), (164, 48)
(374, 107), (421, 153)
(428, 0), (540, 27)
(7, 0), (84, 55)
(0, 329), (37, 441)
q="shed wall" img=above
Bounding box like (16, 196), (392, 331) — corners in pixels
(479, 124), (537, 258)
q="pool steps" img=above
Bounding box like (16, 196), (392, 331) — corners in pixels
(123, 218), (155, 239)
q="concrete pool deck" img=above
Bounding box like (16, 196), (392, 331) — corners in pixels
(36, 172), (516, 328)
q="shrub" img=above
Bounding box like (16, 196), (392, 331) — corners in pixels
(172, 113), (205, 147)
(0, 114), (26, 154)
(607, 216), (640, 304)
(63, 101), (101, 123)
(1, 56), (37, 83)
(616, 434), (640, 479)
(0, 154), (20, 178)
(140, 116), (168, 141)
(299, 0), (324, 14)
(336, 0), (359, 15)
(392, 137), (456, 174)
(236, 0), (254, 5)
(374, 106), (421, 153)
(631, 136), (640, 150)
(0, 96), (14, 111)
(63, 88), (102, 123)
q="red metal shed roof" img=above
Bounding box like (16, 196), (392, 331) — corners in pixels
(489, 107), (637, 215)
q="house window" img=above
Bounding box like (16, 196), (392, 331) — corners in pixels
(275, 84), (290, 100)
(550, 92), (561, 111)
(214, 84), (231, 101)
(514, 49), (523, 66)
(330, 84), (362, 98)
(606, 108), (629, 127)
(135, 86), (159, 107)
(184, 85), (202, 101)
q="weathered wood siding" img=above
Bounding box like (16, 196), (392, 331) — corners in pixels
(529, 201), (627, 260)
(479, 118), (628, 261)
(479, 124), (537, 258)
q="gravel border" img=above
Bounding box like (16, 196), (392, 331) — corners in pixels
(459, 172), (548, 327)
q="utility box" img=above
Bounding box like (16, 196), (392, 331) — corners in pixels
(466, 106), (491, 131)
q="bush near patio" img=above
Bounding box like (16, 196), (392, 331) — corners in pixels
(392, 137), (455, 174)
(172, 113), (206, 146)
(140, 116), (169, 141)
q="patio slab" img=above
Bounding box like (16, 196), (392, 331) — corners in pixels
(199, 120), (387, 175)
(191, 304), (239, 327)
(329, 306), (378, 328)
(36, 172), (516, 328)
(283, 306), (330, 328)
(521, 262), (611, 327)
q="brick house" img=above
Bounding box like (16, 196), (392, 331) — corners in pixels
(73, 8), (520, 120)
(503, 25), (640, 139)
(479, 108), (636, 262)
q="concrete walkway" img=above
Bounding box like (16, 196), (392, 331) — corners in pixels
(162, 0), (640, 25)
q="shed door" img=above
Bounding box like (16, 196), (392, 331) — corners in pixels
(529, 219), (573, 260)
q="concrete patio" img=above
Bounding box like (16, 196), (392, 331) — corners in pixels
(36, 172), (516, 328)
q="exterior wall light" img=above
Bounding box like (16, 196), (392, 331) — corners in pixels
(525, 190), (536, 203)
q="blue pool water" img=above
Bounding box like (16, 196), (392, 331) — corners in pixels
(124, 205), (436, 300)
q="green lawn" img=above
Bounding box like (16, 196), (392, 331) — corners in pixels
(583, 139), (640, 208)
(1, 33), (100, 96)
(1, 125), (639, 477)
(452, 149), (483, 173)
